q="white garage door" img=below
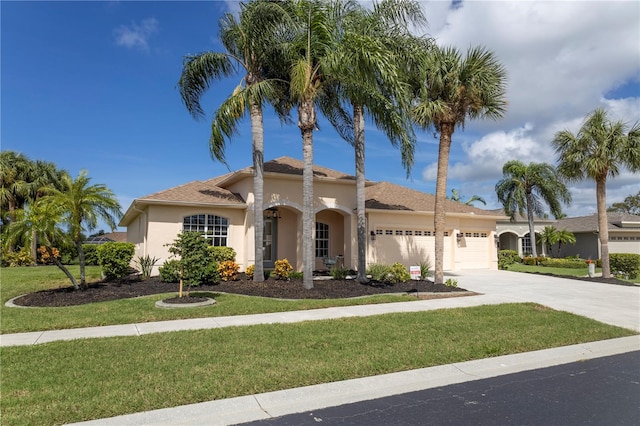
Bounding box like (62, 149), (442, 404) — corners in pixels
(458, 232), (490, 269)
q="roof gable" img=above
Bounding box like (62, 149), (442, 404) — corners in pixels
(139, 180), (245, 205)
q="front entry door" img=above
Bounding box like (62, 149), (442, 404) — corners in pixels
(263, 217), (277, 269)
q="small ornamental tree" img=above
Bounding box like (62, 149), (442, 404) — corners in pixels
(166, 232), (217, 297)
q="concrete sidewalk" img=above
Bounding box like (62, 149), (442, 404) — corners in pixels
(3, 270), (639, 425)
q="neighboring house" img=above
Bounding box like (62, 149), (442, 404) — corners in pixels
(84, 232), (128, 244)
(495, 210), (640, 259)
(119, 157), (504, 275)
(554, 213), (640, 260)
(495, 211), (555, 257)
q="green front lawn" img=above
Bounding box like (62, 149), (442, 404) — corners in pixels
(0, 266), (414, 334)
(1, 302), (635, 426)
(506, 263), (640, 284)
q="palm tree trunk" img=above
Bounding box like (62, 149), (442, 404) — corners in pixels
(50, 247), (79, 290)
(434, 123), (454, 285)
(596, 178), (611, 278)
(76, 241), (87, 287)
(525, 192), (538, 258)
(299, 100), (316, 290)
(30, 229), (38, 265)
(354, 104), (368, 283)
(250, 100), (265, 282)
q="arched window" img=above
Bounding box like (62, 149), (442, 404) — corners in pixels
(315, 222), (329, 257)
(182, 214), (228, 246)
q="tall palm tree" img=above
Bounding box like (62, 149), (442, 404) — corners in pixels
(276, 0), (360, 289)
(178, 1), (289, 283)
(495, 160), (572, 258)
(44, 170), (122, 287)
(323, 0), (427, 283)
(412, 45), (507, 284)
(553, 108), (640, 277)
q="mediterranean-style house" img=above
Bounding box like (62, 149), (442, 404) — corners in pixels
(496, 211), (640, 259)
(119, 157), (504, 275)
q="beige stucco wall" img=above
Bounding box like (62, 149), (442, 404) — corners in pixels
(127, 204), (246, 275)
(367, 211), (498, 271)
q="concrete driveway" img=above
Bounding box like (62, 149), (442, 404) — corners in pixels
(447, 269), (640, 332)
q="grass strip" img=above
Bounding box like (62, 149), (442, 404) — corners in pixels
(1, 303), (636, 426)
(0, 266), (415, 334)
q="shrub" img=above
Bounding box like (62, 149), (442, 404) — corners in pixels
(610, 253), (640, 280)
(218, 260), (240, 281)
(366, 263), (391, 281)
(209, 246), (236, 263)
(37, 246), (60, 264)
(245, 264), (255, 280)
(159, 259), (181, 283)
(97, 242), (135, 281)
(82, 244), (99, 265)
(166, 232), (219, 287)
(289, 271), (303, 279)
(445, 278), (458, 288)
(273, 258), (293, 280)
(498, 250), (520, 270)
(522, 256), (536, 266)
(418, 258), (432, 280)
(4, 247), (33, 267)
(330, 265), (349, 280)
(135, 255), (160, 280)
(539, 257), (587, 269)
(389, 262), (411, 283)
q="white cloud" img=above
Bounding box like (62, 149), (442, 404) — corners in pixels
(114, 18), (159, 50)
(413, 1), (640, 216)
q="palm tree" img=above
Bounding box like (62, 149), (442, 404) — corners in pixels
(555, 228), (576, 255)
(411, 45), (507, 284)
(177, 1), (289, 283)
(322, 0), (427, 283)
(495, 160), (572, 258)
(3, 200), (80, 289)
(553, 108), (640, 277)
(0, 151), (33, 227)
(449, 188), (487, 206)
(538, 225), (559, 256)
(275, 0), (360, 289)
(44, 170), (122, 287)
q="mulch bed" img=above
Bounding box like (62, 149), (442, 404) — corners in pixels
(10, 272), (634, 308)
(11, 274), (466, 307)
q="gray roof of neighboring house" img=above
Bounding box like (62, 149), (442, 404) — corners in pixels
(365, 181), (498, 216)
(555, 213), (640, 233)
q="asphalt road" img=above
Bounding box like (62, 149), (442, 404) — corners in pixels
(243, 351), (640, 426)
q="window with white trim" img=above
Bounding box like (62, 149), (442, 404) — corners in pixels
(315, 222), (329, 257)
(182, 214), (229, 246)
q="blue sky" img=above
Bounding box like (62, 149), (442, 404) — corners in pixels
(2, 1), (639, 232)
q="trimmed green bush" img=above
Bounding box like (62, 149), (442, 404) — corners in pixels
(209, 246), (236, 263)
(498, 250), (520, 270)
(389, 262), (411, 283)
(159, 259), (181, 283)
(538, 257), (588, 269)
(81, 244), (99, 265)
(610, 253), (640, 279)
(97, 242), (135, 280)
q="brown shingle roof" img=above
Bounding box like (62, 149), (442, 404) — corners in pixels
(365, 182), (496, 215)
(234, 156), (355, 180)
(139, 180), (245, 205)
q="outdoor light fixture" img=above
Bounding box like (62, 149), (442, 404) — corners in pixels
(264, 208), (281, 219)
(370, 230), (376, 241)
(456, 233), (463, 242)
